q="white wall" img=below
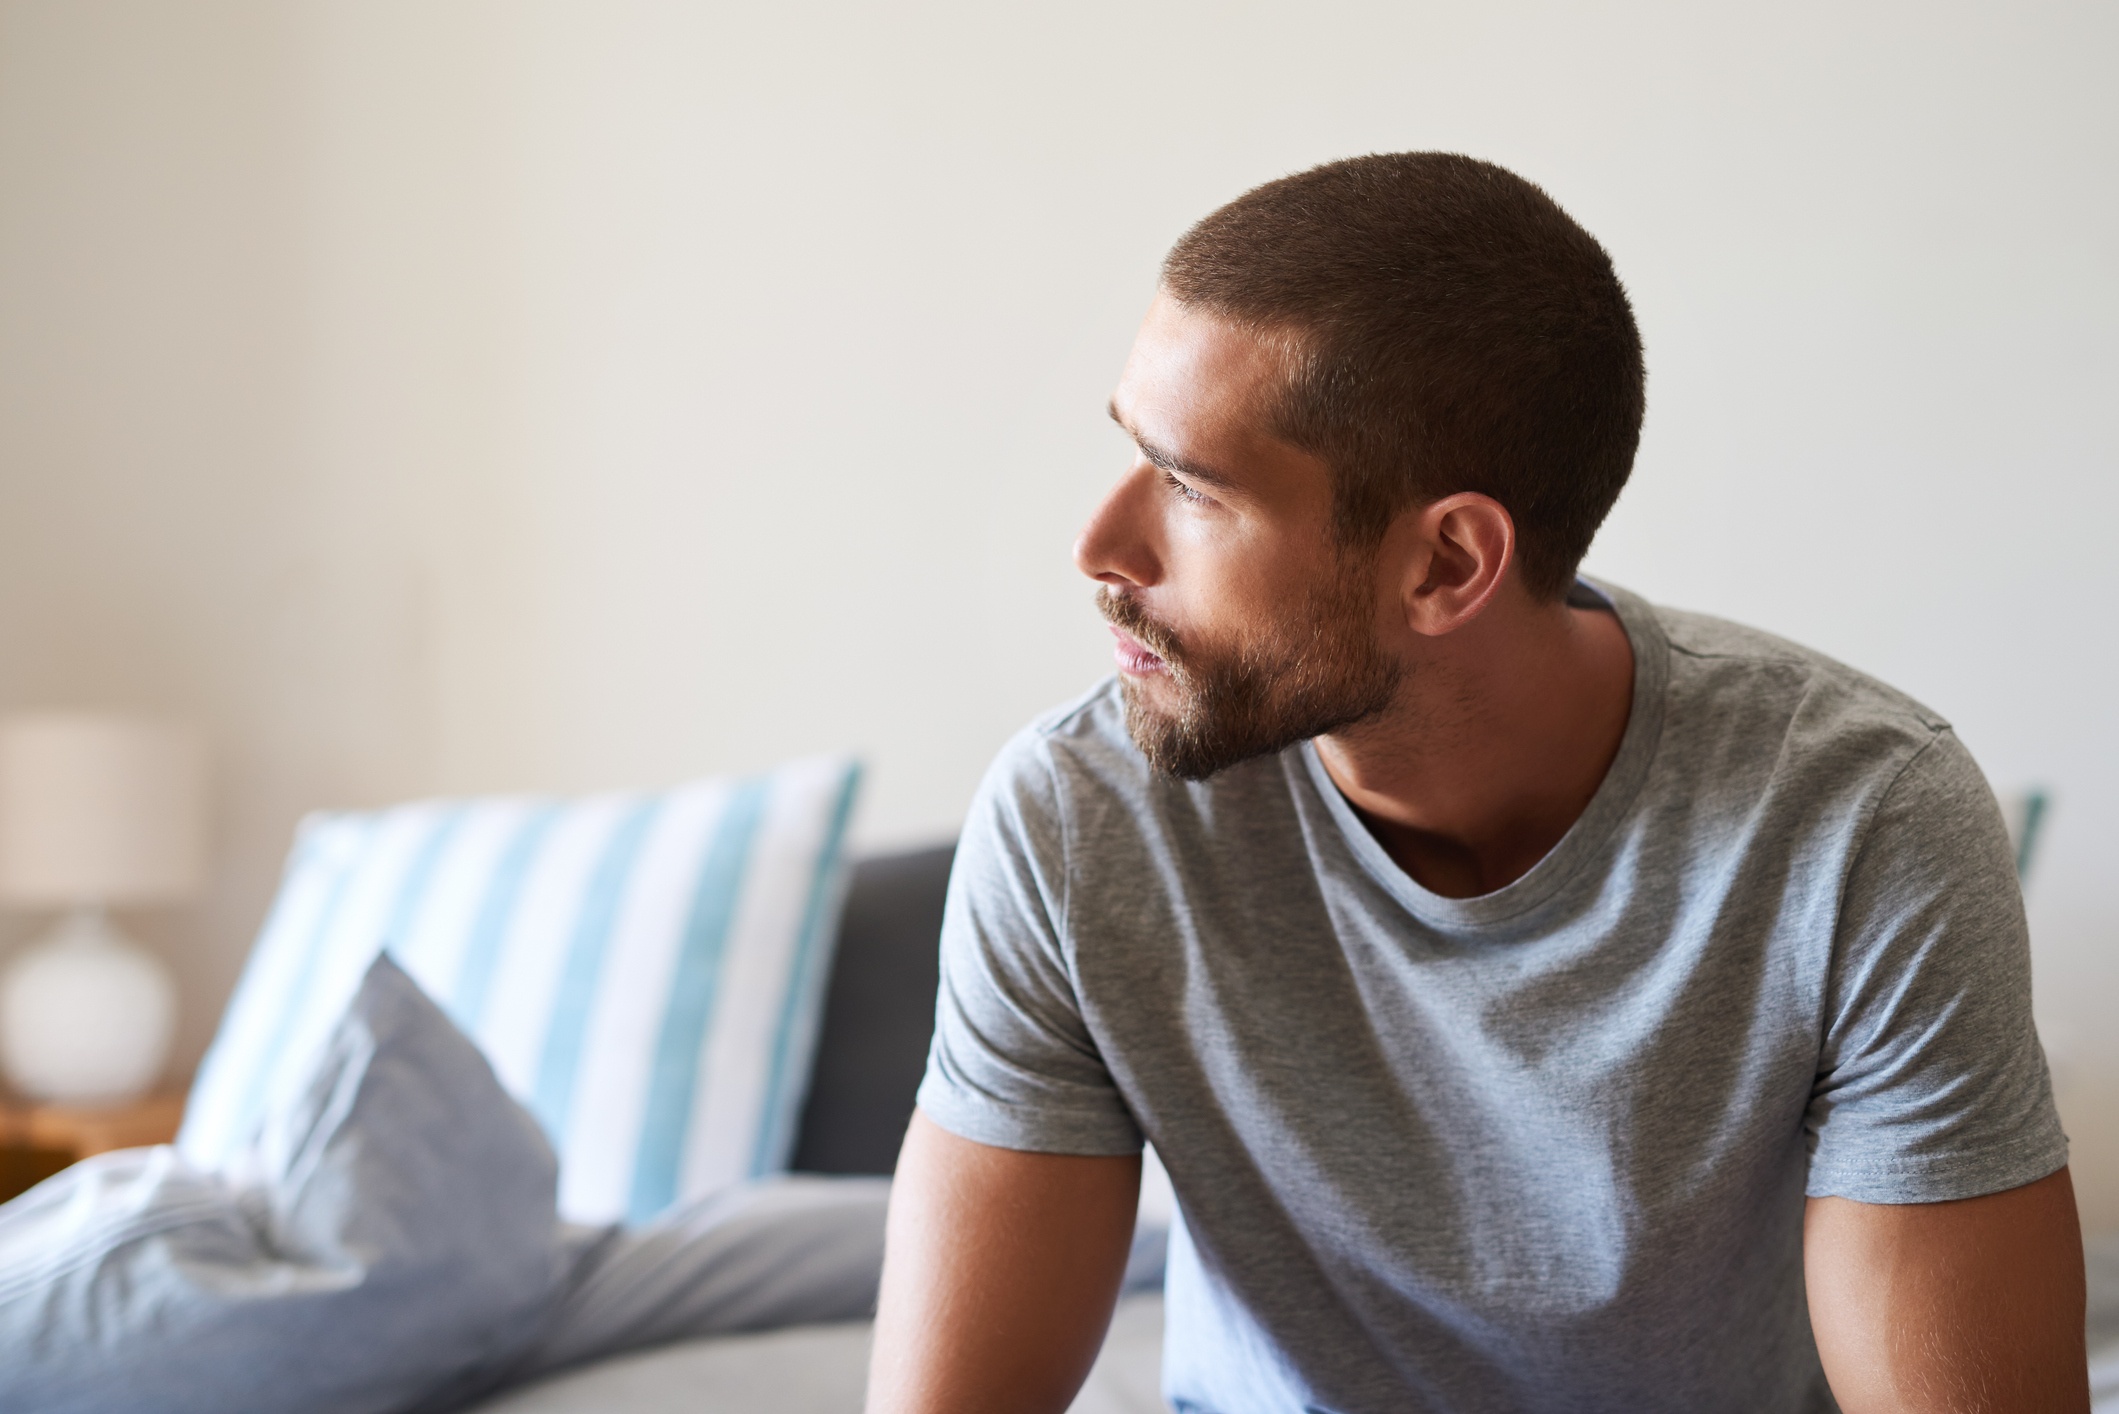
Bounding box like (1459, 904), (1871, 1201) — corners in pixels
(0, 0), (2112, 1226)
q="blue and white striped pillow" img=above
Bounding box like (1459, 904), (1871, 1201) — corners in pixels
(179, 758), (860, 1224)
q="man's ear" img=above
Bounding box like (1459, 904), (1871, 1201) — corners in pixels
(1396, 493), (1515, 637)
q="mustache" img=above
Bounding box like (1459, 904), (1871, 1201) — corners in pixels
(1094, 589), (1187, 667)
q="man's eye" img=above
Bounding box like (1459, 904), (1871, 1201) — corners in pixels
(1162, 470), (1210, 505)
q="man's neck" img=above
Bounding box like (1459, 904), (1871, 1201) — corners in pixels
(1313, 593), (1636, 899)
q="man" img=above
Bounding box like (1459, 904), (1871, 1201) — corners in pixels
(868, 154), (2087, 1413)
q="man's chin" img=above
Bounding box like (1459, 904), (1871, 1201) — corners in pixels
(1118, 678), (1256, 783)
(1117, 667), (1403, 782)
(1117, 679), (1200, 778)
(1116, 666), (1181, 712)
(1116, 676), (1178, 745)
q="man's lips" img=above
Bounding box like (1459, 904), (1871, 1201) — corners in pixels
(1109, 625), (1167, 676)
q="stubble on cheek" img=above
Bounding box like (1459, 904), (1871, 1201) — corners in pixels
(1091, 565), (1404, 783)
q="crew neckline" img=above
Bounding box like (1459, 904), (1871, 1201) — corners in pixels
(1298, 576), (1670, 933)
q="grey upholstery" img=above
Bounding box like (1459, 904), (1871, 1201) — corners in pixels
(789, 844), (954, 1176)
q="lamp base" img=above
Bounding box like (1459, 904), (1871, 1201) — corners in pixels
(0, 907), (175, 1106)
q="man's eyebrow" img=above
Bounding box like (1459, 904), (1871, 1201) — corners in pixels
(1106, 399), (1243, 493)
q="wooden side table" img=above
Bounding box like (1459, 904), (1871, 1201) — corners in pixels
(0, 1091), (185, 1203)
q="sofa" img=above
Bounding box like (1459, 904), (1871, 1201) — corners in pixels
(0, 817), (1168, 1414)
(452, 841), (1167, 1414)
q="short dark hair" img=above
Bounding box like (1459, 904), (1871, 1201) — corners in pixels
(1161, 153), (1645, 600)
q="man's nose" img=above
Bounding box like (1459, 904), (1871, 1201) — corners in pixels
(1073, 465), (1162, 589)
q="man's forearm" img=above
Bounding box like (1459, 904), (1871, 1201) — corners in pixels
(867, 1111), (1141, 1414)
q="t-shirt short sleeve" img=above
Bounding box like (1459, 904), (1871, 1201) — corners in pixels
(1804, 729), (2068, 1203)
(915, 727), (1144, 1157)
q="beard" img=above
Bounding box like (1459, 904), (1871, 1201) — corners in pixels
(1096, 564), (1403, 782)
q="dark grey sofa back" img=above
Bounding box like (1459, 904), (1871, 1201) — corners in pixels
(789, 843), (954, 1175)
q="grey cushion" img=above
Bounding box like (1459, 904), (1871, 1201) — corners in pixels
(791, 844), (953, 1175)
(0, 953), (567, 1414)
(0, 952), (904, 1414)
(517, 1176), (888, 1382)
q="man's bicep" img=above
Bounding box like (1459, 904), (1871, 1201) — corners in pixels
(868, 1111), (1141, 1414)
(1804, 1166), (2088, 1413)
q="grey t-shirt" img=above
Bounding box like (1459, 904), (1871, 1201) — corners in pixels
(916, 581), (2066, 1414)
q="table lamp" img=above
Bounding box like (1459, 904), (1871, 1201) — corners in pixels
(0, 712), (206, 1105)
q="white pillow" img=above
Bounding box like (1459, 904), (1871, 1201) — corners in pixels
(180, 758), (860, 1223)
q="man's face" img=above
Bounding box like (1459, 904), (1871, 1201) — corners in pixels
(1077, 294), (1403, 780)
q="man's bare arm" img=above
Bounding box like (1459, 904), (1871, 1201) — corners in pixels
(867, 1109), (1141, 1414)
(1805, 1165), (2087, 1412)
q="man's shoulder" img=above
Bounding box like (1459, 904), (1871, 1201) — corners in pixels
(979, 677), (1298, 849)
(1647, 598), (1951, 748)
(983, 677), (1135, 789)
(1022, 676), (1132, 746)
(972, 678), (1146, 829)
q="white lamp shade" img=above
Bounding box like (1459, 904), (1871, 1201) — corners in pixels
(0, 712), (207, 906)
